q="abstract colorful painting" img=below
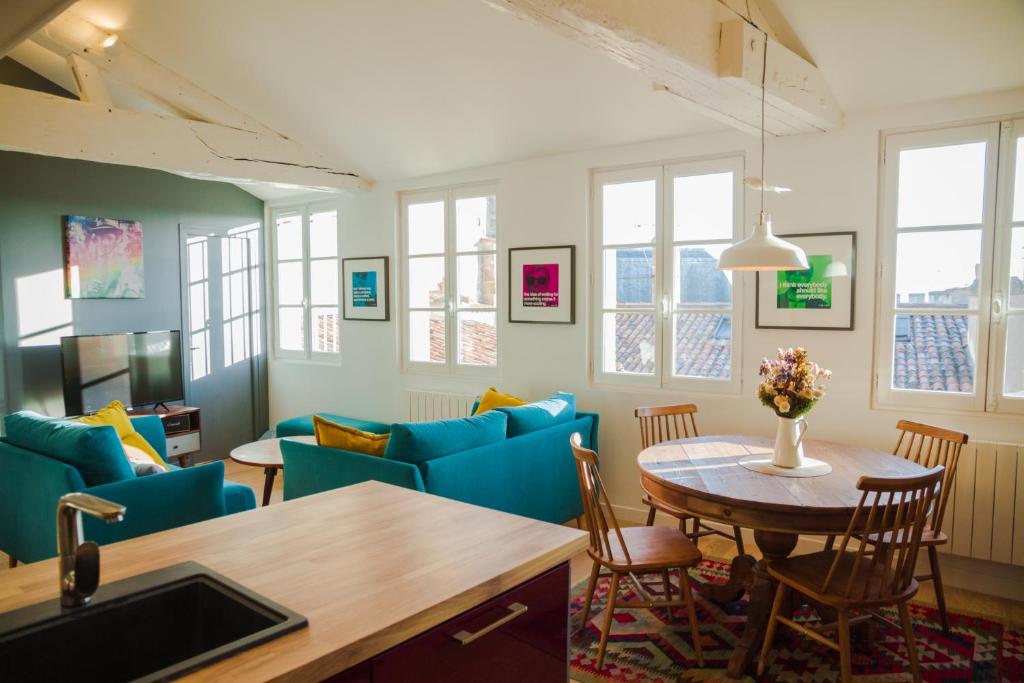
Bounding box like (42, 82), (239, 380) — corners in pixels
(63, 215), (145, 299)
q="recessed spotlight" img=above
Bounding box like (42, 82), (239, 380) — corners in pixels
(101, 34), (119, 48)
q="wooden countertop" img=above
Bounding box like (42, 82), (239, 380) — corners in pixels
(0, 481), (588, 681)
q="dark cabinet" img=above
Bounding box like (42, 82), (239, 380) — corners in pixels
(325, 562), (570, 682)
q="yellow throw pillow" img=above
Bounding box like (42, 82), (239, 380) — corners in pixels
(313, 416), (389, 456)
(77, 400), (168, 470)
(473, 387), (526, 415)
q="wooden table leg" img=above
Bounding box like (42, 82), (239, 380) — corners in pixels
(726, 530), (798, 679)
(262, 467), (277, 507)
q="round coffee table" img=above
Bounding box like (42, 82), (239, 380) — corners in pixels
(229, 435), (316, 506)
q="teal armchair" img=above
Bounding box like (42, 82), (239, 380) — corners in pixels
(0, 415), (256, 564)
(282, 411), (599, 524)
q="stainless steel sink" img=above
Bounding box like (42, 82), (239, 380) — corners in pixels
(0, 561), (307, 682)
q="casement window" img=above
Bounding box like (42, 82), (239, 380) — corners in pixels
(270, 203), (340, 361)
(592, 157), (743, 391)
(875, 120), (1024, 414)
(401, 184), (498, 374)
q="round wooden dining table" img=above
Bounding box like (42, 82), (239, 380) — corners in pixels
(637, 434), (928, 679)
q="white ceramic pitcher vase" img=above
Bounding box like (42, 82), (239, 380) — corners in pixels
(773, 416), (808, 468)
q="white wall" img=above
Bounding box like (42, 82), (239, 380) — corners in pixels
(269, 88), (1024, 589)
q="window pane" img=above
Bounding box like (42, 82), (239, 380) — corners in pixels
(407, 201), (445, 255)
(1004, 315), (1024, 397)
(673, 313), (731, 379)
(409, 311), (445, 363)
(277, 261), (304, 305)
(309, 210), (338, 258)
(603, 247), (654, 307)
(458, 311), (497, 366)
(312, 306), (339, 353)
(275, 214), (302, 260)
(1011, 226), (1024, 309)
(675, 245), (731, 306)
(602, 180), (655, 245)
(455, 195), (496, 252)
(187, 238), (207, 284)
(310, 259), (339, 306)
(673, 172), (733, 241)
(894, 229), (980, 308)
(457, 253), (495, 308)
(892, 314), (976, 393)
(602, 312), (655, 374)
(1014, 137), (1024, 222)
(278, 307), (304, 351)
(189, 282), (207, 332)
(407, 257), (445, 308)
(897, 142), (986, 228)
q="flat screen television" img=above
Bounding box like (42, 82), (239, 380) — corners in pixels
(61, 331), (184, 416)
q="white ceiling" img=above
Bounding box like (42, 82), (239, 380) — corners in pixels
(11, 0), (1024, 188)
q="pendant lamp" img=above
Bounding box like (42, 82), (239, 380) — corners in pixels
(717, 37), (808, 272)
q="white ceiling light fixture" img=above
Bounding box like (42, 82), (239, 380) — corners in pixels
(718, 36), (808, 273)
(101, 33), (119, 48)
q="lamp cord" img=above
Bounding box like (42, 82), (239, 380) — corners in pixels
(760, 34), (767, 216)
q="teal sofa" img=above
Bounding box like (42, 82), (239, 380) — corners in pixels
(280, 410), (598, 524)
(0, 413), (256, 564)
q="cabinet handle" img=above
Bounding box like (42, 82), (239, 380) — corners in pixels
(450, 602), (528, 645)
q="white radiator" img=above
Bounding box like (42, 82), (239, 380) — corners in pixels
(403, 391), (478, 422)
(942, 440), (1024, 565)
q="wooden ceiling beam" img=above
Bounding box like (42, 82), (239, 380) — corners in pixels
(0, 0), (77, 59)
(482, 0), (842, 135)
(0, 83), (372, 193)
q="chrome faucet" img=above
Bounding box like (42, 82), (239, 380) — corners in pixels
(56, 493), (125, 608)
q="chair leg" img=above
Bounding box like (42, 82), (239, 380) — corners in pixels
(595, 572), (620, 671)
(757, 583), (787, 676)
(824, 535), (836, 551)
(645, 505), (657, 526)
(732, 525), (745, 555)
(928, 545), (950, 633)
(581, 561), (601, 625)
(837, 610), (852, 683)
(691, 517), (701, 547)
(680, 568), (704, 667)
(7, 556), (16, 569)
(898, 601), (923, 683)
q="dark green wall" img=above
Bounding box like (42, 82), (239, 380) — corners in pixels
(0, 152), (266, 432)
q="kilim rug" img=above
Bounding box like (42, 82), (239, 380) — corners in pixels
(570, 558), (1024, 682)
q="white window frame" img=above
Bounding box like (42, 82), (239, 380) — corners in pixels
(591, 156), (744, 394)
(874, 120), (1024, 414)
(269, 200), (342, 363)
(400, 183), (500, 377)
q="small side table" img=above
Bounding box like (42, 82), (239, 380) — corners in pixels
(229, 435), (316, 506)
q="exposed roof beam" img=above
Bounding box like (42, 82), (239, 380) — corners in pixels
(66, 53), (110, 105)
(0, 83), (372, 192)
(0, 0), (76, 59)
(483, 0), (842, 135)
(32, 11), (278, 135)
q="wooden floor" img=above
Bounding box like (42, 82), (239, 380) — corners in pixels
(3, 458), (1022, 641)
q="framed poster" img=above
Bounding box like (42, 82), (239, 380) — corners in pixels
(508, 245), (575, 324)
(756, 231), (856, 330)
(343, 257), (389, 321)
(63, 215), (145, 298)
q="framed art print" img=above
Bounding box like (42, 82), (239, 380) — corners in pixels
(63, 215), (145, 298)
(756, 231), (856, 330)
(508, 245), (575, 324)
(343, 256), (390, 321)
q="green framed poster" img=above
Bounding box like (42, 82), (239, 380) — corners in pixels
(756, 231), (856, 330)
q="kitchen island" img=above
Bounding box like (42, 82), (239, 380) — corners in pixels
(0, 481), (588, 681)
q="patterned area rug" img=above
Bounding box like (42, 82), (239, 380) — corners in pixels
(570, 558), (1024, 682)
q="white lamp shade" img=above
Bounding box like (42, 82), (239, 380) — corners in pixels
(717, 213), (809, 272)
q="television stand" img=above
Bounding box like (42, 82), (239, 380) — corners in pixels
(130, 405), (202, 467)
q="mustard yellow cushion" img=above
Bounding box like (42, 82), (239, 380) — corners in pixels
(77, 400), (168, 470)
(473, 387), (526, 415)
(314, 415), (390, 456)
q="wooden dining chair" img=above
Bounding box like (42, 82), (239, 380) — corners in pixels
(758, 465), (945, 683)
(635, 404), (745, 555)
(824, 419), (967, 631)
(571, 433), (705, 671)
